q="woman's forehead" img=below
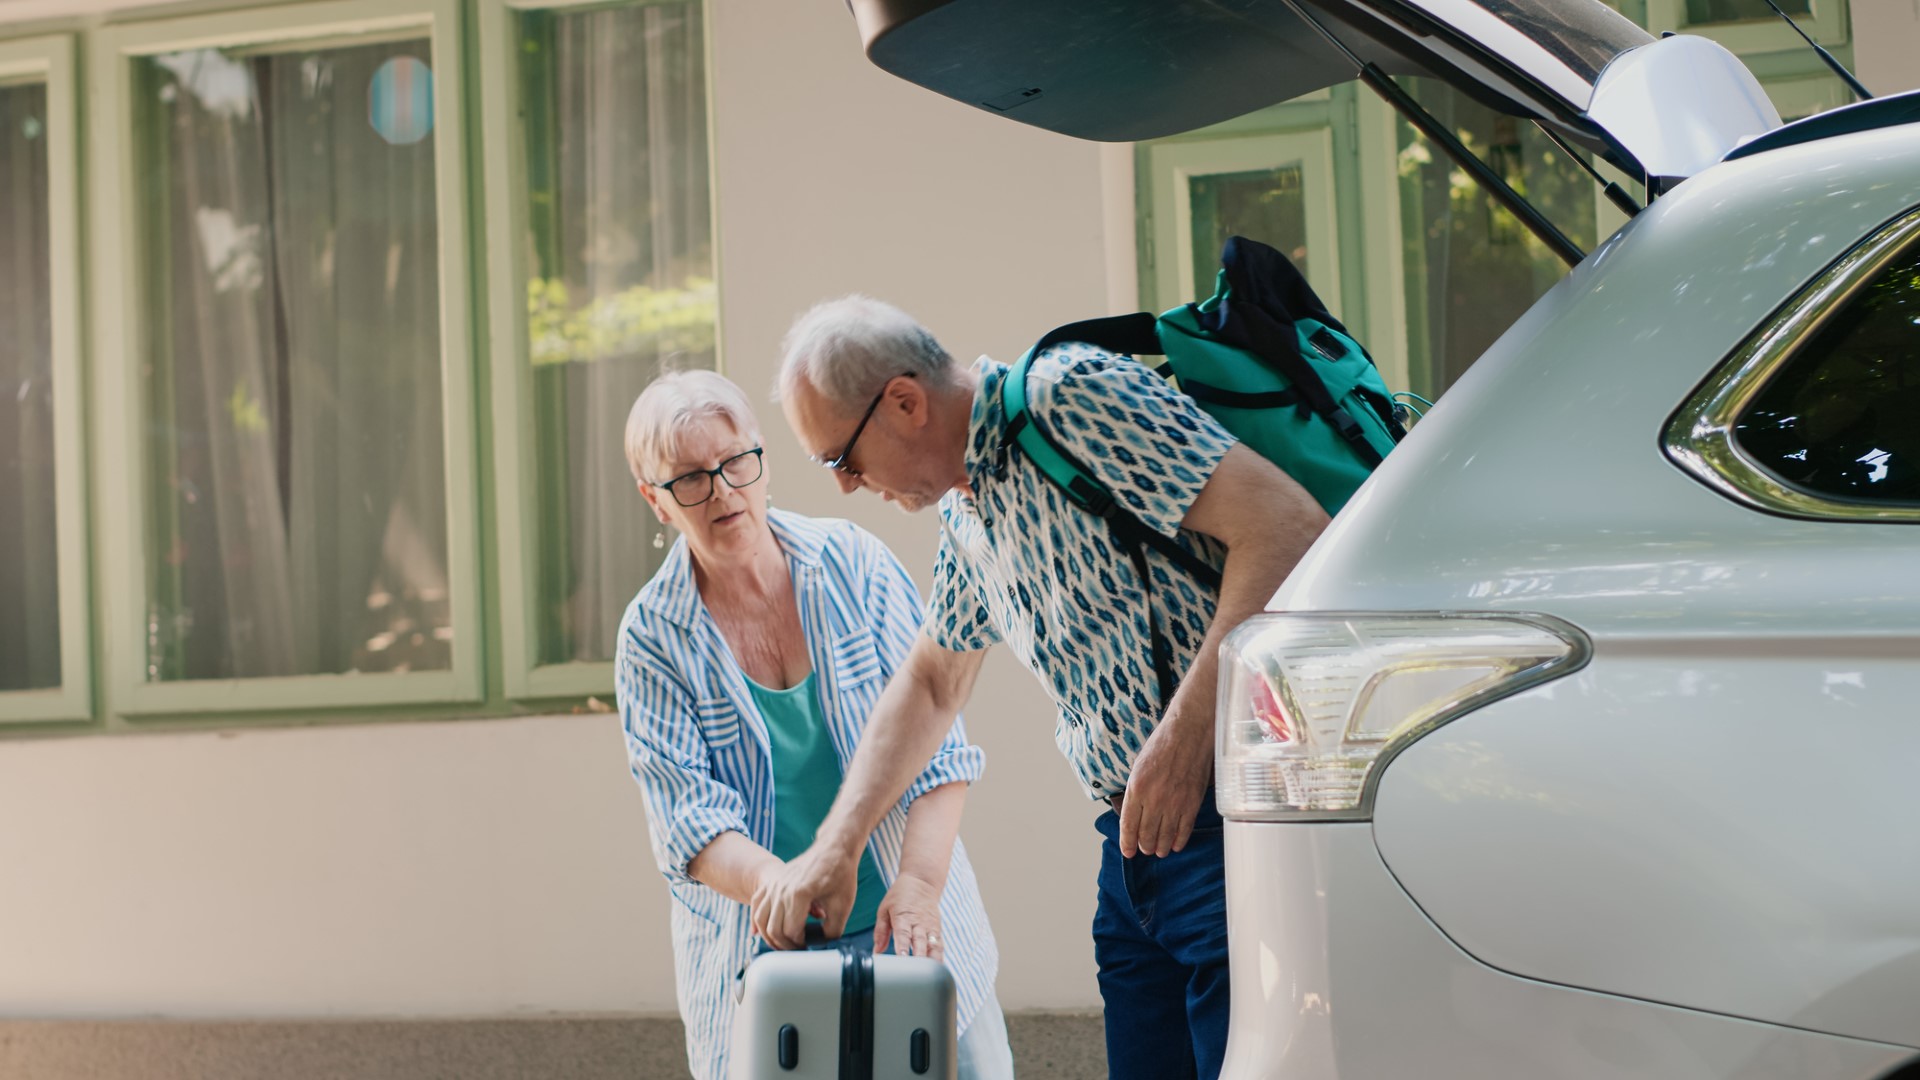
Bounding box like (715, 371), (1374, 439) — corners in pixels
(662, 417), (756, 473)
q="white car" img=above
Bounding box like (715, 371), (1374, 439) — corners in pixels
(853, 0), (1920, 1075)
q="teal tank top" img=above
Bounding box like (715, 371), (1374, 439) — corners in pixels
(744, 671), (887, 935)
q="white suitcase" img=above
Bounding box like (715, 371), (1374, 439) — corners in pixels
(729, 940), (957, 1080)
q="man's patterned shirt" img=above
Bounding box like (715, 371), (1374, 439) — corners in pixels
(925, 344), (1237, 800)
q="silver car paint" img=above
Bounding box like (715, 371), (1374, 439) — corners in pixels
(1586, 35), (1781, 180)
(1220, 823), (1913, 1079)
(1257, 123), (1920, 1050)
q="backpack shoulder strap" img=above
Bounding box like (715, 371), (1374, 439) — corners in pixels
(996, 332), (1225, 711)
(999, 345), (1223, 588)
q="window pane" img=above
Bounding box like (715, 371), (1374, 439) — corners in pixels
(1685, 0), (1811, 23)
(0, 80), (60, 692)
(519, 2), (715, 666)
(1397, 80), (1597, 398)
(135, 39), (450, 681)
(1188, 166), (1308, 302)
(1733, 242), (1920, 504)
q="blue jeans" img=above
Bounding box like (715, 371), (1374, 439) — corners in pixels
(1093, 789), (1231, 1080)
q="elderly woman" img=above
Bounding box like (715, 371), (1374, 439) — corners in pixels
(614, 370), (1014, 1080)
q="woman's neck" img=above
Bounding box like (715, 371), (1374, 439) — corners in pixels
(692, 525), (789, 608)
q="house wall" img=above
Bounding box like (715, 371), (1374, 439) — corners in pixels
(0, 0), (1119, 1019)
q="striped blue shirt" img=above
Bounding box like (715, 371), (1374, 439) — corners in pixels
(617, 509), (998, 1080)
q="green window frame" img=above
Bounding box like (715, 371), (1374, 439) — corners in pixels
(476, 0), (720, 701)
(1643, 0), (1850, 54)
(86, 0), (484, 716)
(0, 34), (92, 725)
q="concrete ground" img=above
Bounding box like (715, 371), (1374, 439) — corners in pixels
(0, 1011), (1107, 1079)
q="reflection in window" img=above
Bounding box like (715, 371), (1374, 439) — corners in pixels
(1734, 242), (1920, 504)
(0, 80), (60, 692)
(1397, 81), (1597, 398)
(135, 39), (450, 681)
(519, 1), (714, 666)
(1188, 166), (1308, 302)
(1685, 0), (1810, 23)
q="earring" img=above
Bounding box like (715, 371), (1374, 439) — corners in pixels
(653, 530), (666, 550)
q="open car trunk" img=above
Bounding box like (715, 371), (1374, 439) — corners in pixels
(849, 0), (1782, 187)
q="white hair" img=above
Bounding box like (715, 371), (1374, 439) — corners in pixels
(774, 295), (961, 411)
(624, 369), (762, 483)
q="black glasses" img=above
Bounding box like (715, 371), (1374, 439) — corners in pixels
(814, 373), (912, 478)
(654, 448), (765, 507)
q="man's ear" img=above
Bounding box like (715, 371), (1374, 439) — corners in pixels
(889, 374), (932, 429)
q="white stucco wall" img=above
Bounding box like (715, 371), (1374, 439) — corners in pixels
(0, 0), (1116, 1017)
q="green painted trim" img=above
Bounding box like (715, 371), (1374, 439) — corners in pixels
(1643, 0), (1849, 51)
(87, 0), (484, 717)
(1353, 92), (1412, 394)
(0, 35), (93, 723)
(475, 0), (542, 700)
(524, 659), (617, 699)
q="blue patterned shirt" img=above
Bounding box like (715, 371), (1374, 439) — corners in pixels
(617, 510), (997, 1080)
(925, 345), (1238, 800)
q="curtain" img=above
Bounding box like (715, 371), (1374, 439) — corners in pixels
(526, 1), (714, 665)
(0, 81), (60, 692)
(140, 41), (448, 681)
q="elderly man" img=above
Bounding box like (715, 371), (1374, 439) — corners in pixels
(758, 295), (1329, 1080)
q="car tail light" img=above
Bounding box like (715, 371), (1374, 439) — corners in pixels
(1217, 613), (1589, 821)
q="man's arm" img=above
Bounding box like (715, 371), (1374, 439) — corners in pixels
(1118, 443), (1329, 858)
(750, 634), (987, 949)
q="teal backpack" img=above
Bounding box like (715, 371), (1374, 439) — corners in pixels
(999, 235), (1404, 704)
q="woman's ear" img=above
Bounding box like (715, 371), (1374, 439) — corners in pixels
(637, 480), (672, 524)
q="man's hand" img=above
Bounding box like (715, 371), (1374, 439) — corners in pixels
(1118, 700), (1214, 858)
(874, 872), (947, 962)
(750, 843), (858, 949)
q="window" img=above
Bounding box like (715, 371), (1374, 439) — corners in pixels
(1394, 79), (1598, 398)
(90, 0), (480, 712)
(1144, 127), (1340, 313)
(0, 35), (89, 723)
(1734, 240), (1920, 505)
(480, 0), (717, 696)
(0, 78), (56, 693)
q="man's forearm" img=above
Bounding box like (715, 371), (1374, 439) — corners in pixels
(894, 781), (967, 890)
(816, 636), (986, 858)
(1171, 535), (1307, 738)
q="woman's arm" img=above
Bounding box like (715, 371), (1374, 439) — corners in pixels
(874, 781), (968, 961)
(688, 832), (785, 908)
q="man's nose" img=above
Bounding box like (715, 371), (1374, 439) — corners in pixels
(833, 471), (862, 495)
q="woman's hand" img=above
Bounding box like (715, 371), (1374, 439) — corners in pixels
(874, 872), (947, 962)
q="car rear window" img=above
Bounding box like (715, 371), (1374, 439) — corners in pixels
(1466, 0), (1650, 83)
(1732, 241), (1920, 505)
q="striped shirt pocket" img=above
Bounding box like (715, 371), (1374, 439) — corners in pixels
(829, 627), (883, 686)
(693, 696), (741, 749)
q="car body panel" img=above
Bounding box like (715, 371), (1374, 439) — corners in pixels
(1264, 123), (1920, 1048)
(1369, 653), (1920, 1048)
(1221, 823), (1916, 1078)
(1276, 122), (1920, 625)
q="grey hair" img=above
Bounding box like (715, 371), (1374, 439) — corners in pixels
(624, 369), (763, 484)
(774, 295), (961, 411)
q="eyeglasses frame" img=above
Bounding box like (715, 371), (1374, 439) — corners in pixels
(653, 447), (766, 507)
